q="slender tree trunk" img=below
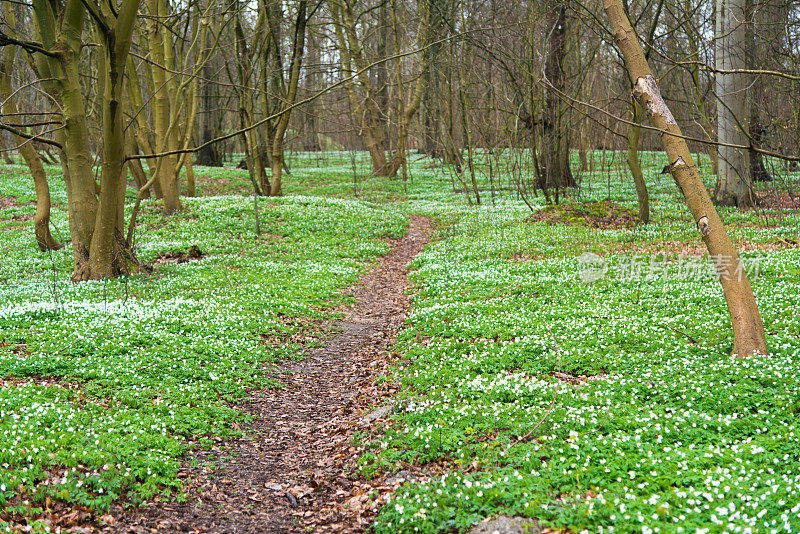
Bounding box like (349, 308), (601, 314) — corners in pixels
(441, 60), (463, 171)
(196, 60), (223, 166)
(458, 69), (480, 205)
(147, 0), (181, 214)
(263, 0), (308, 196)
(384, 0), (428, 179)
(626, 101), (650, 223)
(0, 136), (12, 164)
(185, 158), (196, 197)
(676, 0), (718, 176)
(60, 47), (99, 273)
(746, 0), (771, 183)
(127, 135), (151, 199)
(86, 0), (140, 279)
(331, 0), (389, 176)
(301, 31), (324, 152)
(579, 126), (589, 172)
(605, 0), (768, 356)
(0, 22), (62, 251)
(31, 0), (139, 279)
(30, 1), (97, 276)
(623, 0), (664, 223)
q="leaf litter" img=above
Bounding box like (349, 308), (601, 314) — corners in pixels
(106, 216), (432, 533)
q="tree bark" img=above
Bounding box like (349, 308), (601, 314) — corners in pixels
(746, 0), (772, 183)
(265, 0), (308, 196)
(626, 101), (650, 224)
(34, 1), (99, 274)
(31, 0), (140, 280)
(146, 0), (182, 214)
(87, 0), (140, 279)
(331, 0), (390, 176)
(605, 0), (768, 356)
(714, 0), (754, 207)
(542, 4), (577, 193)
(196, 60), (224, 166)
(0, 135), (12, 164)
(0, 13), (63, 251)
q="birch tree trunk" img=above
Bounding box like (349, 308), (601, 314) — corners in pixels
(604, 0), (768, 356)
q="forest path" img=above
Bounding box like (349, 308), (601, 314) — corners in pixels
(114, 216), (432, 533)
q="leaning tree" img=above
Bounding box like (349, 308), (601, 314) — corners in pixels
(604, 0), (768, 356)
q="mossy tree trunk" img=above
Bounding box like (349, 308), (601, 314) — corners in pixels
(31, 0), (140, 280)
(0, 8), (63, 251)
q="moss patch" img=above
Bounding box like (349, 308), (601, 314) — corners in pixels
(526, 200), (640, 228)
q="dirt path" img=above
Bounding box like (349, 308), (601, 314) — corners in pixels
(113, 216), (431, 533)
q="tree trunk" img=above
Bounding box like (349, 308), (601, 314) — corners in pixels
(331, 0), (390, 176)
(714, 0), (754, 207)
(626, 101), (650, 224)
(270, 154), (283, 197)
(442, 63), (463, 172)
(61, 52), (99, 275)
(31, 0), (139, 280)
(579, 126), (589, 173)
(605, 0), (768, 356)
(746, 0), (771, 183)
(31, 1), (97, 276)
(262, 0), (308, 196)
(185, 158), (196, 197)
(542, 4), (577, 192)
(0, 135), (12, 164)
(0, 25), (63, 251)
(147, 0), (182, 214)
(301, 31), (324, 152)
(196, 61), (223, 166)
(384, 0), (428, 180)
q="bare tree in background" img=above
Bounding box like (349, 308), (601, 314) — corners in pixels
(714, 0), (753, 207)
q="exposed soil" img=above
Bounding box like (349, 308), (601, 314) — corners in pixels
(752, 190), (800, 211)
(107, 216), (432, 533)
(150, 245), (206, 267)
(200, 175), (254, 197)
(0, 196), (21, 210)
(0, 197), (34, 228)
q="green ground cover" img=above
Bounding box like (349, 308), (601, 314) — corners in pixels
(1, 150), (799, 533)
(0, 159), (406, 530)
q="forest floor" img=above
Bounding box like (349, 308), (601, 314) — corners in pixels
(110, 217), (431, 533)
(1, 151), (800, 534)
